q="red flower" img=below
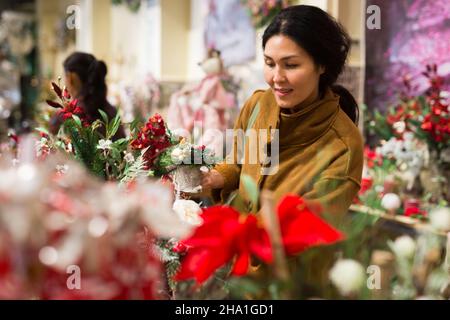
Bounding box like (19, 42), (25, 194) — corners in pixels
(130, 114), (172, 169)
(358, 177), (373, 195)
(364, 147), (382, 168)
(276, 195), (345, 256)
(174, 206), (271, 284)
(175, 195), (345, 284)
(403, 199), (427, 218)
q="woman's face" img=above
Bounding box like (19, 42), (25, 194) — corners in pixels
(264, 35), (324, 110)
(64, 71), (81, 99)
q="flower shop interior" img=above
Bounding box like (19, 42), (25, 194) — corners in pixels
(0, 0), (449, 301)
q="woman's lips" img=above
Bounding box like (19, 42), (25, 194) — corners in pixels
(274, 88), (293, 97)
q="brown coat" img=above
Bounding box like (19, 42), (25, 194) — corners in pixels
(212, 88), (364, 220)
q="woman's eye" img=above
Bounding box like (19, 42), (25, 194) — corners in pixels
(265, 61), (275, 68)
(285, 64), (299, 69)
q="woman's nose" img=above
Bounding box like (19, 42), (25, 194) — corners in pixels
(273, 67), (286, 83)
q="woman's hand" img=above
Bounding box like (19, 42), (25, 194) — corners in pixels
(201, 169), (225, 190)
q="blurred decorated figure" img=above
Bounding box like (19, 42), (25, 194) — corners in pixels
(167, 49), (238, 157)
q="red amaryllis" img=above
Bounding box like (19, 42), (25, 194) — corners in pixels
(276, 195), (345, 256)
(175, 195), (345, 284)
(174, 206), (271, 284)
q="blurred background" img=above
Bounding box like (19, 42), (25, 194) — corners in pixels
(0, 0), (369, 132)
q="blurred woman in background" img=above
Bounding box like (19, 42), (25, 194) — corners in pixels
(50, 52), (125, 140)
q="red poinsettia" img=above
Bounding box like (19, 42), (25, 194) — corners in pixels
(175, 194), (345, 284)
(46, 81), (91, 127)
(130, 114), (173, 169)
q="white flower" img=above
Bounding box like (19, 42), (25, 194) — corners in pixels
(172, 199), (202, 226)
(97, 139), (112, 150)
(170, 146), (190, 164)
(391, 235), (416, 259)
(329, 259), (365, 296)
(381, 193), (401, 211)
(429, 207), (450, 232)
(124, 152), (134, 163)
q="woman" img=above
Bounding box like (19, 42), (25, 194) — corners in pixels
(202, 5), (364, 220)
(49, 52), (125, 140)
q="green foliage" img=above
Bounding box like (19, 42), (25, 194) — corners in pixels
(63, 117), (105, 178)
(241, 174), (259, 209)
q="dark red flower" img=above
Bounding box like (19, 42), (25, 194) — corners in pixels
(130, 114), (172, 169)
(51, 82), (63, 99)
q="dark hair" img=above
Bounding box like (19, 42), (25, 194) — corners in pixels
(63, 52), (108, 120)
(262, 5), (359, 124)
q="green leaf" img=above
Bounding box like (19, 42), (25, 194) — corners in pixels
(98, 109), (109, 125)
(241, 174), (259, 208)
(71, 115), (82, 128)
(107, 113), (121, 139)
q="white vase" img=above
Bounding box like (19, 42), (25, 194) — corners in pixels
(171, 166), (202, 193)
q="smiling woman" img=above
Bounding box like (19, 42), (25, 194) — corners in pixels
(202, 5), (364, 221)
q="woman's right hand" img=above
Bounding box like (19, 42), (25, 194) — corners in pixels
(201, 169), (225, 190)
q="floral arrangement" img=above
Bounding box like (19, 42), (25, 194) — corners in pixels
(174, 194), (344, 284)
(43, 81), (217, 188)
(45, 80), (90, 127)
(241, 0), (294, 29)
(361, 64), (449, 221)
(0, 138), (193, 299)
(367, 64), (449, 154)
(130, 114), (217, 192)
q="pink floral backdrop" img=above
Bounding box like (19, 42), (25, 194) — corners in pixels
(365, 0), (450, 112)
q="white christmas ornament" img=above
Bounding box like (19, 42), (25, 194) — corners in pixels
(391, 235), (416, 259)
(329, 259), (366, 296)
(381, 193), (401, 211)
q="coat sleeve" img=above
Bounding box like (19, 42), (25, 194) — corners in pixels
(210, 92), (263, 203)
